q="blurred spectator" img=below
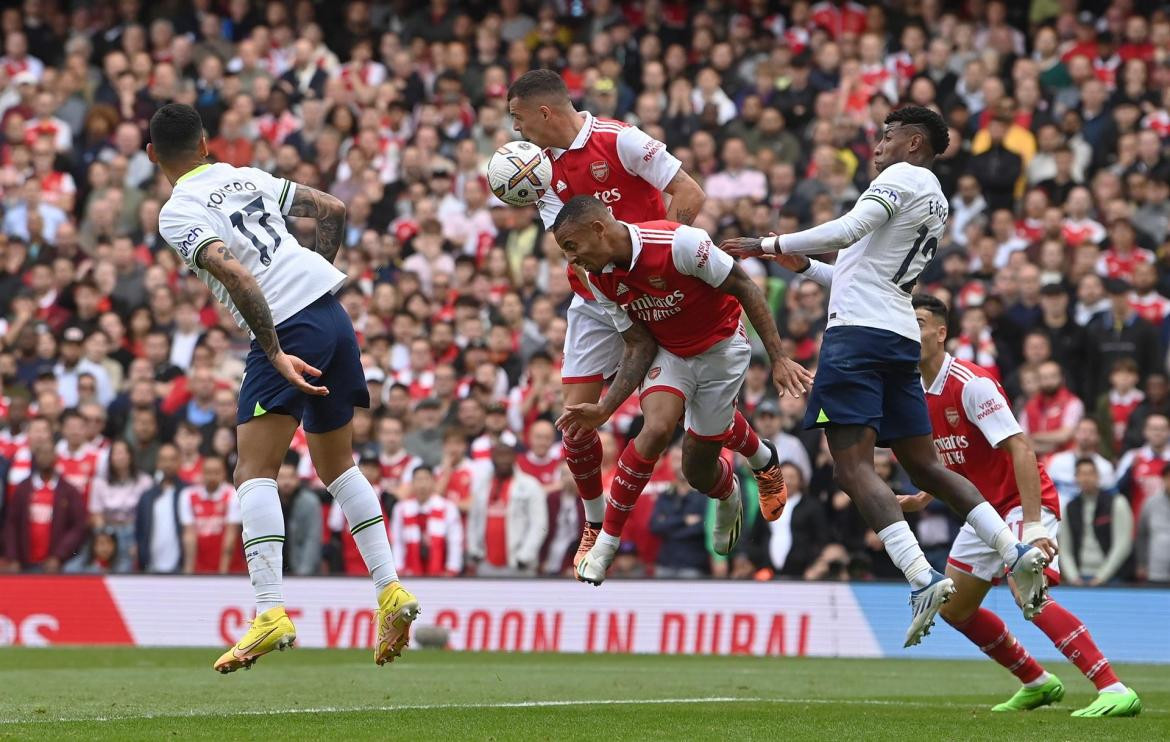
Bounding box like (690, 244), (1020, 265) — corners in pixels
(1116, 413), (1170, 521)
(179, 455), (239, 575)
(741, 463), (831, 579)
(467, 440), (546, 576)
(1020, 361), (1084, 455)
(390, 465), (462, 577)
(134, 442), (185, 574)
(541, 465), (581, 576)
(88, 439), (151, 573)
(1, 443), (86, 572)
(1060, 459), (1134, 586)
(276, 454), (321, 577)
(1047, 419), (1118, 506)
(1137, 469), (1170, 583)
(650, 448), (709, 579)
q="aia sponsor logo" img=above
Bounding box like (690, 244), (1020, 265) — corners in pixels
(945, 407), (960, 427)
(590, 161), (610, 182)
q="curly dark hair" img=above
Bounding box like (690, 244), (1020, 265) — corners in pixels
(885, 105), (950, 156)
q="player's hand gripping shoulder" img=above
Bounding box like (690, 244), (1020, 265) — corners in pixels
(286, 184), (347, 263)
(197, 241), (328, 397)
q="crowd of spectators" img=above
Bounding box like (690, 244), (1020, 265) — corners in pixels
(0, 0), (1169, 585)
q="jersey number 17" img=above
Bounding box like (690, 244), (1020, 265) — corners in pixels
(230, 196), (281, 266)
(892, 224), (938, 293)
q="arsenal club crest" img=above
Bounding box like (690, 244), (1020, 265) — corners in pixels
(590, 160), (610, 182)
(648, 367), (661, 379)
(648, 275), (666, 290)
(945, 407), (960, 427)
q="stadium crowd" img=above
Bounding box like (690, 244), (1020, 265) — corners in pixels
(0, 0), (1168, 585)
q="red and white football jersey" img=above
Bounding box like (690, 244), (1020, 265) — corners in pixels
(810, 1), (867, 38)
(586, 221), (740, 358)
(1117, 444), (1170, 520)
(1131, 291), (1170, 327)
(517, 449), (562, 487)
(1104, 388), (1144, 451)
(926, 355), (1061, 518)
(1096, 246), (1156, 282)
(54, 440), (101, 505)
(537, 112), (681, 300)
(379, 449), (420, 495)
(178, 482), (240, 573)
(1062, 217), (1106, 248)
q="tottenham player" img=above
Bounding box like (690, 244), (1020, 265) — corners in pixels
(903, 295), (1141, 717)
(721, 106), (1048, 647)
(150, 104), (418, 673)
(552, 197), (812, 583)
(507, 70), (790, 568)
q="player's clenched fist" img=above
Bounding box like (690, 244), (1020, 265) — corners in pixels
(772, 357), (813, 398)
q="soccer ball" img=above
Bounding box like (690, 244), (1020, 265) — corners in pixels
(487, 140), (552, 207)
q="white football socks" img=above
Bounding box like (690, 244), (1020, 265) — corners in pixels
(1024, 671), (1052, 689)
(742, 438), (772, 469)
(582, 494), (606, 525)
(878, 520), (934, 589)
(328, 466), (399, 596)
(237, 478), (285, 614)
(966, 502), (1023, 565)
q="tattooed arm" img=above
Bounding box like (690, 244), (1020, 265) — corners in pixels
(663, 169), (705, 226)
(286, 184), (347, 263)
(719, 264), (813, 398)
(556, 320), (658, 438)
(198, 241), (328, 396)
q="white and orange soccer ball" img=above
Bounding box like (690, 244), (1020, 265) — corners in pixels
(487, 140), (552, 207)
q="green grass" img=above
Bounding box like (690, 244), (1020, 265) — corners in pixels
(0, 649), (1166, 740)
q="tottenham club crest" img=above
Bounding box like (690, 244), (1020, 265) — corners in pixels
(945, 407), (960, 427)
(590, 160), (610, 182)
(648, 275), (666, 290)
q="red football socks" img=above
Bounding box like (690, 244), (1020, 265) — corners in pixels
(563, 429), (603, 501)
(947, 608), (1046, 683)
(1032, 601), (1121, 690)
(602, 442), (658, 539)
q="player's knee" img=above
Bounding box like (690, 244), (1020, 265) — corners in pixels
(635, 421), (674, 457)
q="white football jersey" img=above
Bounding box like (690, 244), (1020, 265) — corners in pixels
(158, 163), (346, 332)
(827, 162), (948, 341)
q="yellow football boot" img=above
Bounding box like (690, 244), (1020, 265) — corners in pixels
(375, 582), (421, 666)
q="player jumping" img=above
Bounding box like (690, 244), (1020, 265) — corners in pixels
(721, 106), (1048, 647)
(900, 295), (1140, 717)
(150, 104), (418, 673)
(507, 70), (790, 571)
(551, 197), (812, 583)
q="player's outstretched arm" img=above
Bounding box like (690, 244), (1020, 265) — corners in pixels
(721, 233), (836, 286)
(556, 320), (657, 437)
(286, 184), (347, 263)
(198, 241), (328, 396)
(718, 264), (813, 397)
(720, 197), (892, 258)
(663, 170), (705, 226)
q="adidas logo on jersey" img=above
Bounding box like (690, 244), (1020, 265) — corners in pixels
(617, 282), (629, 295)
(556, 180), (568, 193)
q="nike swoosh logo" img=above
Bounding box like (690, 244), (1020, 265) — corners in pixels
(232, 626), (278, 659)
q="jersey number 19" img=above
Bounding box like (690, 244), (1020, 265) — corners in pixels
(230, 196), (282, 266)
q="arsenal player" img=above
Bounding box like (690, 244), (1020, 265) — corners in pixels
(507, 70), (789, 569)
(551, 196), (812, 584)
(905, 295), (1141, 718)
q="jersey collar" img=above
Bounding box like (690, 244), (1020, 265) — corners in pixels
(548, 111), (593, 161)
(176, 163), (213, 185)
(924, 353), (954, 396)
(603, 221), (643, 274)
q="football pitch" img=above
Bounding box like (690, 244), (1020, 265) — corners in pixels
(0, 649), (1166, 740)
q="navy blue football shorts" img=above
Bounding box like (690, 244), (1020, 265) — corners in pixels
(803, 325), (931, 447)
(237, 292), (370, 434)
